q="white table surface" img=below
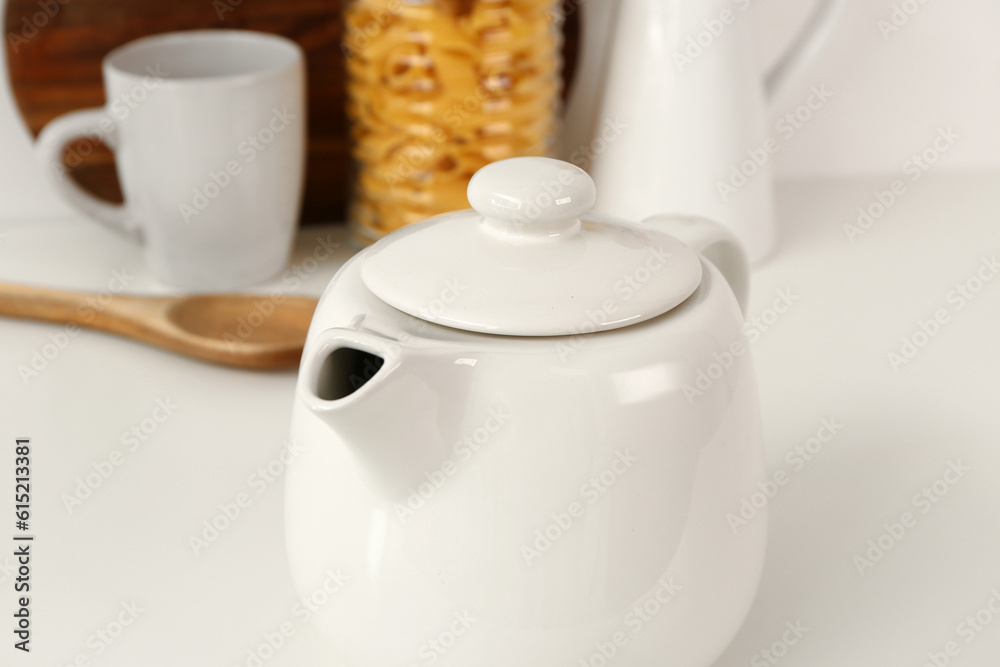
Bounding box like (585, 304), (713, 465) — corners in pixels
(1, 173), (1000, 666)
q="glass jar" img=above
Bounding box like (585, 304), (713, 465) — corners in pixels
(342, 0), (562, 245)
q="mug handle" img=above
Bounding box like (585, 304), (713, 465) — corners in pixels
(35, 108), (141, 241)
(642, 214), (750, 316)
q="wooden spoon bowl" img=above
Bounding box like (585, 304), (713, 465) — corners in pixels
(0, 282), (318, 369)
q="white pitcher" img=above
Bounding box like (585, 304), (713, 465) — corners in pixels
(560, 0), (843, 263)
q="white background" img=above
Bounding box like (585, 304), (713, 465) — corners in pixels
(2, 0), (1000, 220)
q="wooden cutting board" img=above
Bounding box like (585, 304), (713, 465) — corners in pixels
(4, 0), (350, 223)
(4, 0), (578, 224)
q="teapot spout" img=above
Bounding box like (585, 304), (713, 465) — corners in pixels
(307, 329), (388, 404)
(297, 326), (452, 498)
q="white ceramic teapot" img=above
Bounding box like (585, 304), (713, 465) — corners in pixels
(286, 157), (767, 666)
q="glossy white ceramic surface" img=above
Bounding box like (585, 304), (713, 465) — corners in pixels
(286, 159), (767, 666)
(562, 0), (842, 263)
(287, 255), (766, 666)
(360, 159), (704, 336)
(34, 30), (306, 290)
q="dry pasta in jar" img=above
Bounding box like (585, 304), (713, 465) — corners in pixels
(343, 0), (562, 244)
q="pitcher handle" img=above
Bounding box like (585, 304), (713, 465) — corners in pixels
(764, 0), (845, 102)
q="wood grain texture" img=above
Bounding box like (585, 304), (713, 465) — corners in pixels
(4, 0), (579, 224)
(0, 281), (318, 369)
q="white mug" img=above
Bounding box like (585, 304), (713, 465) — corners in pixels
(35, 30), (306, 290)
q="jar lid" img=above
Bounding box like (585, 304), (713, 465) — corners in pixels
(360, 158), (703, 336)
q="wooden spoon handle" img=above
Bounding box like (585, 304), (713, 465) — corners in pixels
(0, 282), (97, 325)
(0, 282), (164, 333)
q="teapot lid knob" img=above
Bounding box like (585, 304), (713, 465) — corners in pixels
(467, 157), (596, 240)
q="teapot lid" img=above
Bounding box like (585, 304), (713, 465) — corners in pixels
(360, 158), (703, 336)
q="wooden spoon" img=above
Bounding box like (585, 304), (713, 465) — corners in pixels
(0, 282), (318, 370)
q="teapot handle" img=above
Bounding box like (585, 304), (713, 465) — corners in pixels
(642, 214), (749, 316)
